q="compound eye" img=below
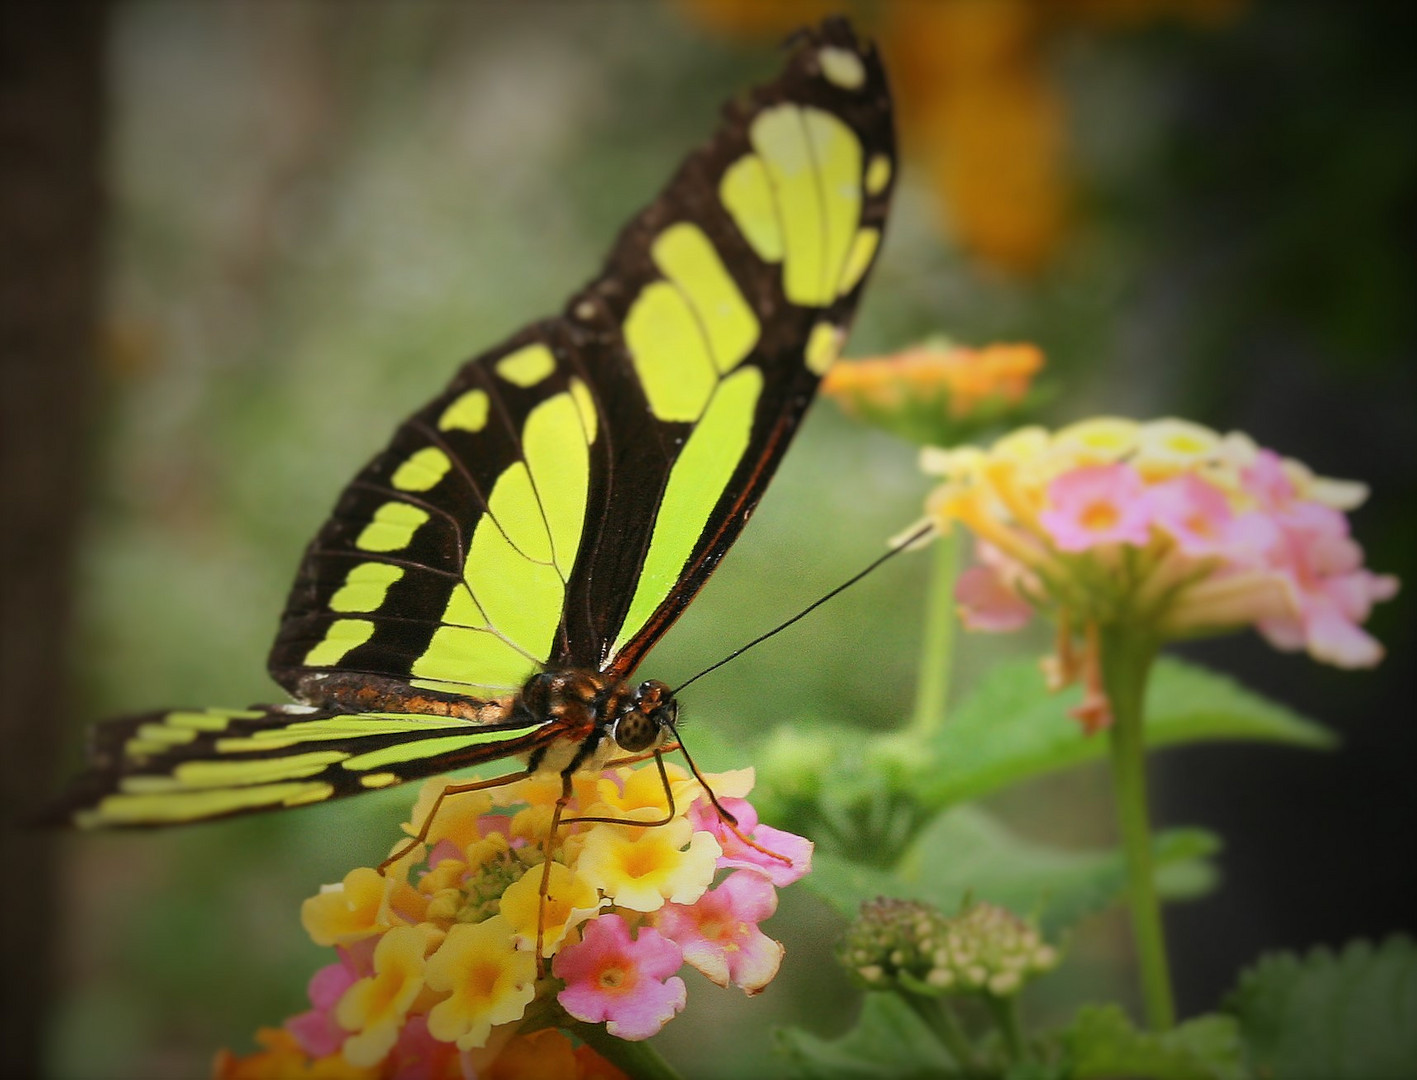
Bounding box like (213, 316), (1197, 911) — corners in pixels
(613, 711), (659, 753)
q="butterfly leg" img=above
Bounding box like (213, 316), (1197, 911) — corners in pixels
(376, 767), (530, 875)
(533, 771), (576, 977)
(601, 741), (682, 767)
(670, 734), (795, 869)
(561, 750), (677, 830)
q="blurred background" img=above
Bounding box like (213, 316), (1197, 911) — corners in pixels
(2, 1), (1412, 1077)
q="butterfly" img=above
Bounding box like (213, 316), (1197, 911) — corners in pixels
(47, 19), (895, 836)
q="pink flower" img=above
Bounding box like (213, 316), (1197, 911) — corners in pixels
(1039, 464), (1154, 551)
(956, 563), (1034, 631)
(687, 798), (812, 887)
(1146, 474), (1234, 557)
(286, 952), (360, 1057)
(1242, 449), (1297, 510)
(1253, 499), (1399, 667)
(554, 914), (686, 1041)
(386, 1016), (463, 1080)
(657, 872), (785, 994)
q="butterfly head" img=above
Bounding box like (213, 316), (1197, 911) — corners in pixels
(609, 680), (677, 754)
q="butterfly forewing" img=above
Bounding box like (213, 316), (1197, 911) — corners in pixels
(270, 19), (895, 699)
(585, 27), (896, 675)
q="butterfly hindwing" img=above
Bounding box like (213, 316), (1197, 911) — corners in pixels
(270, 19), (895, 701)
(51, 705), (558, 828)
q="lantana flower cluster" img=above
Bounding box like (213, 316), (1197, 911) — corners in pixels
(925, 418), (1396, 725)
(217, 762), (810, 1077)
(823, 339), (1043, 445)
(840, 898), (1059, 999)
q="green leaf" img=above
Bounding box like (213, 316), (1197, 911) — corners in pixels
(804, 805), (1220, 937)
(1224, 936), (1417, 1079)
(774, 993), (960, 1079)
(800, 852), (902, 918)
(916, 657), (1335, 809)
(1066, 1004), (1244, 1080)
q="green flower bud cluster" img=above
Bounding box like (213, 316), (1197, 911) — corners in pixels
(456, 847), (536, 924)
(839, 898), (1058, 998)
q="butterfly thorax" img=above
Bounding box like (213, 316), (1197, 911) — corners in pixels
(519, 670), (676, 776)
(287, 666), (676, 778)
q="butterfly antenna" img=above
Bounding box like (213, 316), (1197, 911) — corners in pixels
(672, 520), (935, 696)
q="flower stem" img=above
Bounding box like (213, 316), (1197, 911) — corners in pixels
(575, 1025), (685, 1080)
(911, 530), (960, 740)
(1098, 627), (1175, 1031)
(903, 993), (978, 1074)
(987, 995), (1026, 1065)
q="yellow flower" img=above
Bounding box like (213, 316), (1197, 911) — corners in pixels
(424, 916), (537, 1050)
(452, 831), (507, 874)
(690, 767), (756, 802)
(336, 924), (442, 1067)
(418, 856), (469, 899)
(499, 861), (604, 955)
(301, 866), (424, 948)
(510, 802), (558, 847)
(583, 761), (686, 822)
(492, 772), (563, 810)
(575, 818), (721, 912)
(1050, 417), (1141, 465)
(402, 778), (494, 852)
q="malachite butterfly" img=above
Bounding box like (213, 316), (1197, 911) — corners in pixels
(48, 19), (895, 832)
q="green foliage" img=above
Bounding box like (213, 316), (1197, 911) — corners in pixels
(1224, 936), (1417, 1079)
(1062, 1005), (1244, 1080)
(759, 657), (1331, 869)
(916, 657), (1336, 809)
(807, 805), (1219, 938)
(775, 994), (960, 1080)
(774, 990), (1248, 1079)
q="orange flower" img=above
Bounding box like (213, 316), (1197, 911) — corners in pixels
(212, 1028), (377, 1080)
(824, 340), (1043, 444)
(673, 0), (839, 39)
(483, 1029), (629, 1080)
(678, 0), (1248, 273)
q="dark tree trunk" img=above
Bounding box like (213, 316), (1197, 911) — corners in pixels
(0, 3), (107, 1075)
